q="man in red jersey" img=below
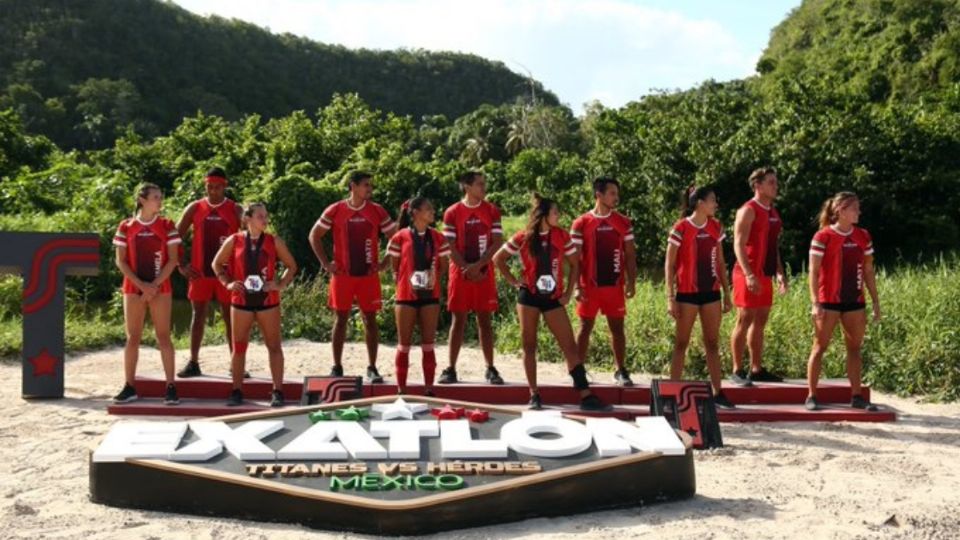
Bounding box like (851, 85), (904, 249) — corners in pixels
(571, 177), (637, 386)
(729, 166), (788, 386)
(176, 167), (243, 378)
(309, 171), (397, 383)
(438, 171), (505, 385)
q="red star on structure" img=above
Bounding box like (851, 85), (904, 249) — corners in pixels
(466, 408), (490, 423)
(431, 404), (465, 420)
(30, 349), (59, 377)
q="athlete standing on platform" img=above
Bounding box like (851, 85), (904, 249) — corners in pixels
(805, 192), (880, 411)
(385, 197), (452, 396)
(571, 177), (637, 386)
(730, 167), (788, 386)
(213, 203), (297, 407)
(309, 171), (397, 383)
(665, 186), (735, 408)
(493, 194), (609, 411)
(176, 167), (242, 378)
(439, 171), (505, 385)
(112, 183), (181, 405)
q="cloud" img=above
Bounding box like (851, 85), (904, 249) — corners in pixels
(173, 0), (758, 112)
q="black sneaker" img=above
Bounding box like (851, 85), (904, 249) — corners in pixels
(366, 365), (384, 384)
(730, 368), (753, 387)
(805, 396), (819, 411)
(438, 367), (458, 384)
(226, 389), (243, 406)
(163, 384), (180, 406)
(580, 394), (612, 411)
(424, 389), (435, 398)
(713, 391), (735, 409)
(112, 383), (138, 404)
(614, 369), (634, 387)
(748, 367), (784, 383)
(485, 366), (504, 385)
(528, 393), (543, 410)
(270, 389), (284, 408)
(243, 371), (251, 379)
(177, 361), (202, 378)
(329, 364), (344, 377)
(851, 395), (878, 412)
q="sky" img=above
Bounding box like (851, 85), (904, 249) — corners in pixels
(171, 0), (802, 112)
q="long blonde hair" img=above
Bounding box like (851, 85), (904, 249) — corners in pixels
(817, 191), (858, 228)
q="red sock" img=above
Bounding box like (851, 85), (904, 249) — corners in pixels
(422, 343), (436, 388)
(395, 345), (410, 391)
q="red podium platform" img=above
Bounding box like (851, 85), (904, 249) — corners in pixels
(107, 374), (896, 422)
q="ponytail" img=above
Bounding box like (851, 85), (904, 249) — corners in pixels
(524, 193), (556, 256)
(397, 196), (429, 230)
(134, 182), (160, 214)
(817, 191), (858, 229)
(681, 184), (716, 216)
(241, 202), (267, 230)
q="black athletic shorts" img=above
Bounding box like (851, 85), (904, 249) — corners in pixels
(232, 303), (279, 313)
(675, 291), (722, 306)
(820, 302), (866, 313)
(517, 287), (563, 313)
(396, 298), (440, 308)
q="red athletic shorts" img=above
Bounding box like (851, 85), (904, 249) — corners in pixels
(329, 274), (382, 313)
(576, 285), (627, 319)
(732, 265), (773, 309)
(188, 276), (230, 304)
(447, 274), (498, 313)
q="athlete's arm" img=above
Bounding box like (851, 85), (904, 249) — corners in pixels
(863, 254), (881, 322)
(664, 242), (679, 320)
(153, 241), (180, 287)
(114, 246), (151, 295)
(212, 236), (244, 292)
(308, 221), (336, 274)
(175, 201), (200, 279)
(270, 237), (299, 292)
(733, 205), (759, 293)
(808, 250), (823, 320)
(624, 238), (638, 298)
(716, 244), (732, 313)
(493, 248), (522, 289)
(776, 245), (788, 293)
(561, 250), (580, 306)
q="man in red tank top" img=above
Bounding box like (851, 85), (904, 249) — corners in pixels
(730, 167), (788, 386)
(175, 168), (243, 378)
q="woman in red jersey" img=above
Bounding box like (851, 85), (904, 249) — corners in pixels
(493, 194), (608, 411)
(385, 197), (452, 396)
(212, 203), (298, 408)
(805, 192), (880, 411)
(664, 186), (734, 409)
(111, 183), (181, 405)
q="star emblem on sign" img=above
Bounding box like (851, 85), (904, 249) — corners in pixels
(308, 410), (332, 423)
(372, 397), (429, 420)
(466, 408), (490, 423)
(29, 348), (58, 377)
(335, 406), (371, 421)
(430, 404), (465, 420)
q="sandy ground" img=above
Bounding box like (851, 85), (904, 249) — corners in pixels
(1, 339), (959, 540)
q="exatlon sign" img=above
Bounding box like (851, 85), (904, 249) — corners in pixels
(90, 396), (696, 535)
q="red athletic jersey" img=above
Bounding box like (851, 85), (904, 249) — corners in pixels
(113, 216), (181, 294)
(734, 199), (782, 278)
(668, 217), (726, 294)
(443, 200), (502, 279)
(809, 225), (874, 304)
(503, 227), (576, 300)
(570, 210), (634, 288)
(317, 200), (394, 277)
(191, 198), (240, 277)
(229, 232), (279, 307)
(387, 228), (451, 301)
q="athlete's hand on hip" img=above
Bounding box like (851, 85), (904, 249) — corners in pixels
(746, 273), (760, 294)
(872, 303), (882, 323)
(227, 281), (246, 292)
